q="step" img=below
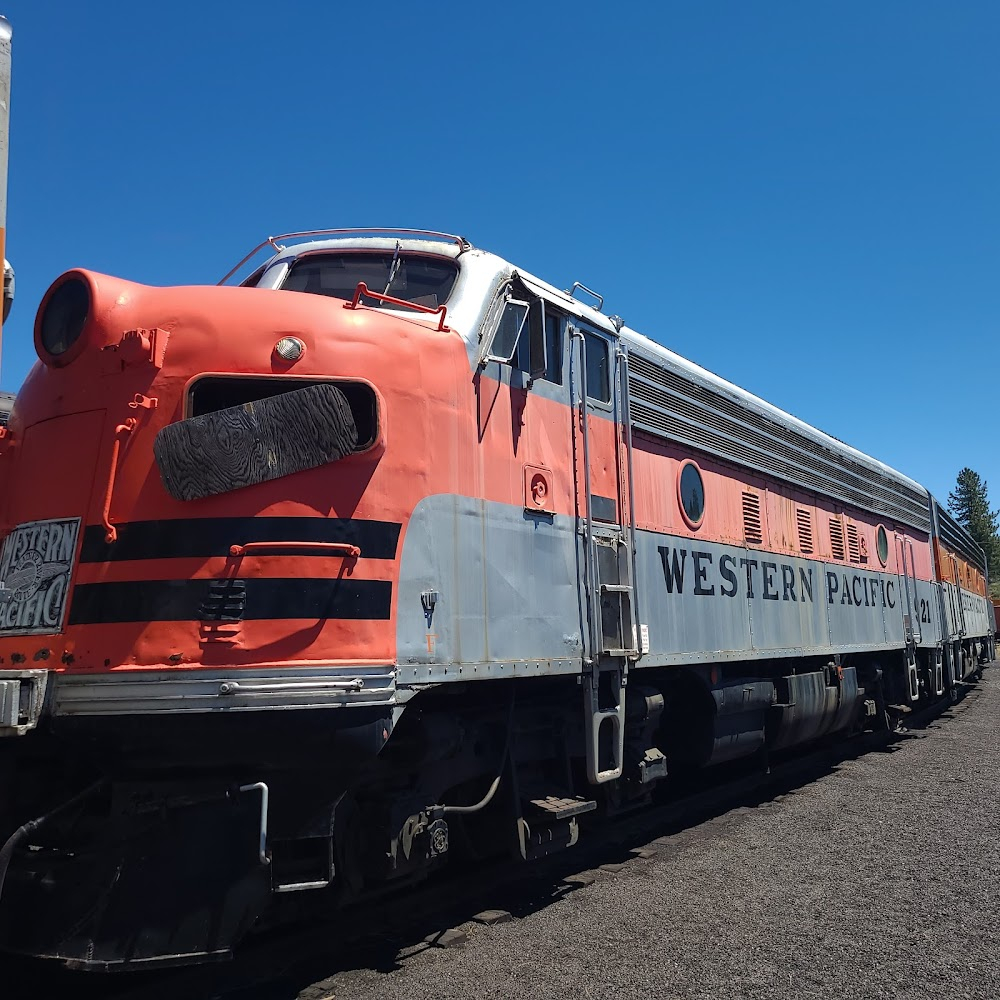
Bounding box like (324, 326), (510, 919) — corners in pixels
(526, 796), (598, 821)
(273, 879), (331, 893)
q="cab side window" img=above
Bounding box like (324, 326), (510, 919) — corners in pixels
(585, 331), (611, 402)
(501, 301), (564, 386)
(543, 312), (563, 384)
(479, 286), (564, 386)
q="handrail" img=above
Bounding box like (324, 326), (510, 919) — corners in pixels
(571, 325), (598, 665)
(907, 540), (921, 643)
(567, 281), (604, 312)
(101, 419), (138, 544)
(952, 554), (967, 636)
(218, 228), (472, 285)
(228, 541), (361, 559)
(343, 282), (450, 331)
(619, 343), (642, 657)
(238, 782), (269, 866)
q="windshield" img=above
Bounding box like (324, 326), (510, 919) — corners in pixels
(279, 251), (459, 308)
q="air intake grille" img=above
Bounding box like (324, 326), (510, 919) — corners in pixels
(743, 491), (763, 545)
(199, 578), (247, 621)
(627, 349), (930, 532)
(936, 503), (987, 572)
(846, 522), (861, 563)
(829, 518), (845, 561)
(796, 508), (813, 554)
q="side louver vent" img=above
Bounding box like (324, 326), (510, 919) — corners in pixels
(846, 522), (861, 563)
(936, 503), (987, 573)
(626, 350), (932, 533)
(796, 508), (814, 554)
(742, 491), (763, 545)
(829, 518), (845, 560)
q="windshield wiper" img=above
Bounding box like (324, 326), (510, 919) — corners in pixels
(382, 241), (403, 298)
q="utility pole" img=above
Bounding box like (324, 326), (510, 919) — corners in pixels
(0, 15), (11, 386)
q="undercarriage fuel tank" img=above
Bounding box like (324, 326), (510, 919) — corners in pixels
(766, 667), (861, 751)
(710, 679), (774, 764)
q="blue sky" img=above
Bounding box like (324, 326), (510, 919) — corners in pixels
(1, 1), (996, 509)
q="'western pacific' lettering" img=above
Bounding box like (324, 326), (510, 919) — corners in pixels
(658, 546), (687, 594)
(692, 551), (715, 596)
(657, 541), (908, 614)
(720, 555), (738, 597)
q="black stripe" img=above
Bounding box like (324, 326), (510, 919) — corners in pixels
(69, 578), (392, 625)
(80, 518), (402, 563)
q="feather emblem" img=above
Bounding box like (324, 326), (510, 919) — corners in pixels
(3, 554), (69, 601)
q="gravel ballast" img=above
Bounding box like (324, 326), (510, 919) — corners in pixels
(312, 671), (1000, 1000)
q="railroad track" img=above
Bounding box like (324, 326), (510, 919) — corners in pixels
(4, 679), (984, 1000)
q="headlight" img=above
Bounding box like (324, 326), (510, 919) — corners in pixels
(35, 273), (91, 365)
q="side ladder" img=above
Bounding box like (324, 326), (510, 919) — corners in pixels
(572, 326), (640, 784)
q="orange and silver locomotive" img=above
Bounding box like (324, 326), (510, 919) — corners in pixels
(0, 229), (992, 968)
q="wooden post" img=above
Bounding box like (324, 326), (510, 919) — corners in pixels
(0, 16), (12, 385)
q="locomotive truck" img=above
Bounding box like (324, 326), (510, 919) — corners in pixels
(0, 229), (992, 968)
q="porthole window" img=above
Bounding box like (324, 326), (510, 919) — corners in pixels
(678, 461), (705, 529)
(876, 525), (889, 566)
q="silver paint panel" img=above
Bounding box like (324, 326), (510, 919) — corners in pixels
(397, 497), (949, 685)
(633, 529), (943, 665)
(53, 664), (395, 716)
(396, 494), (585, 669)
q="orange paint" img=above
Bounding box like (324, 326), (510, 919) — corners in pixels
(0, 264), (947, 680)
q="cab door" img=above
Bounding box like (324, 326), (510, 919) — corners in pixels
(472, 281), (579, 669)
(568, 322), (639, 783)
(951, 555), (968, 637)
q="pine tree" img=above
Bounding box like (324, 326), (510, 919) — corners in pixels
(947, 467), (1000, 587)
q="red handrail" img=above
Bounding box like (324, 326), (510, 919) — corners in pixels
(228, 541), (361, 559)
(343, 282), (450, 331)
(101, 419), (138, 544)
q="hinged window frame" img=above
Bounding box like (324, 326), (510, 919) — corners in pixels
(477, 281), (549, 381)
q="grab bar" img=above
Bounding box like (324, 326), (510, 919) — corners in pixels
(228, 541), (361, 558)
(343, 282), (450, 331)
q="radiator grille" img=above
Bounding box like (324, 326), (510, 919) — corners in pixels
(796, 507), (814, 554)
(627, 349), (930, 532)
(743, 491), (763, 545)
(829, 518), (845, 561)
